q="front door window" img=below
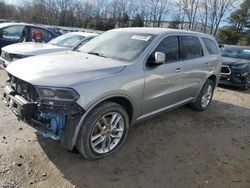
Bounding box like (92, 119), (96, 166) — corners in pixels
(1, 25), (25, 41)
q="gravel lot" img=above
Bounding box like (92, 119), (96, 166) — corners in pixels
(0, 69), (250, 188)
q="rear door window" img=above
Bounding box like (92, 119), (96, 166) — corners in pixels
(180, 36), (203, 60)
(202, 38), (219, 54)
(31, 27), (53, 42)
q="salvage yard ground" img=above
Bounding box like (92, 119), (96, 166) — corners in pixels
(0, 69), (250, 188)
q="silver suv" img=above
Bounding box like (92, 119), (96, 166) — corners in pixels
(2, 28), (221, 160)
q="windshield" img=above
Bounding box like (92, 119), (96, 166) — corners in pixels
(78, 31), (156, 61)
(221, 47), (250, 60)
(49, 33), (85, 48)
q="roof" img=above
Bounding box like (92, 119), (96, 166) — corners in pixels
(223, 45), (250, 49)
(0, 22), (32, 28)
(112, 27), (215, 39)
(67, 32), (98, 37)
(0, 22), (59, 36)
(0, 22), (56, 30)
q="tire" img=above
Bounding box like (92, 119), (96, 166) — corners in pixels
(76, 101), (130, 160)
(240, 76), (250, 90)
(190, 79), (215, 111)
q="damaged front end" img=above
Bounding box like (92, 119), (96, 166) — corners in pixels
(3, 73), (84, 149)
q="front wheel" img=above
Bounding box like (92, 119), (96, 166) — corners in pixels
(76, 102), (130, 160)
(190, 79), (215, 111)
(240, 76), (250, 90)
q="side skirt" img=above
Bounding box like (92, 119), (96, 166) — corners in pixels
(132, 97), (194, 125)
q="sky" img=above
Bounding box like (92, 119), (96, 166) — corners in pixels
(3, 0), (20, 4)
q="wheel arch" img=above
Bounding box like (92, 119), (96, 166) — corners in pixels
(71, 94), (135, 149)
(106, 96), (134, 122)
(207, 74), (217, 86)
(195, 74), (217, 100)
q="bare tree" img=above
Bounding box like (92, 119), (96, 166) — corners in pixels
(0, 2), (17, 20)
(175, 0), (199, 30)
(201, 0), (209, 33)
(0, 0), (238, 33)
(144, 0), (168, 27)
(200, 0), (237, 35)
(213, 0), (237, 35)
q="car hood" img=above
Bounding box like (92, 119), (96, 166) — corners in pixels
(222, 57), (250, 65)
(2, 42), (68, 56)
(6, 51), (127, 86)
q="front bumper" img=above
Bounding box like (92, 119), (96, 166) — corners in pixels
(0, 57), (10, 70)
(219, 68), (250, 87)
(3, 84), (84, 148)
(3, 85), (52, 133)
(2, 67), (87, 150)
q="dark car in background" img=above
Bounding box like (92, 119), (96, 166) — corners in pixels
(220, 45), (250, 90)
(0, 23), (59, 52)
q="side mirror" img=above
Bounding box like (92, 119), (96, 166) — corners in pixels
(154, 52), (165, 65)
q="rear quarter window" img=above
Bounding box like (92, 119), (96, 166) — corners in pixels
(202, 38), (219, 54)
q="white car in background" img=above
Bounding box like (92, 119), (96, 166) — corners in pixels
(0, 32), (98, 68)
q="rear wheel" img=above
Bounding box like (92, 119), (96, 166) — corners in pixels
(76, 102), (129, 160)
(190, 79), (215, 111)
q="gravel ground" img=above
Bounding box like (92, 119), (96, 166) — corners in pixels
(0, 69), (250, 188)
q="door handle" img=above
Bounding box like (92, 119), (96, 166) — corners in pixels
(176, 68), (181, 72)
(205, 62), (209, 67)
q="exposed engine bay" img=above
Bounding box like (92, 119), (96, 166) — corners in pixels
(3, 73), (84, 148)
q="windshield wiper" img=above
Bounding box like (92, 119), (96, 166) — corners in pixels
(88, 52), (108, 58)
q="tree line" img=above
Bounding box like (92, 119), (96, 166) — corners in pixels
(0, 0), (249, 44)
(219, 0), (250, 45)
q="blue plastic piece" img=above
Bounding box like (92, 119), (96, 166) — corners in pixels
(43, 132), (60, 140)
(41, 113), (66, 140)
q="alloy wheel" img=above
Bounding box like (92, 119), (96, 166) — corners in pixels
(90, 112), (125, 154)
(201, 84), (213, 108)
